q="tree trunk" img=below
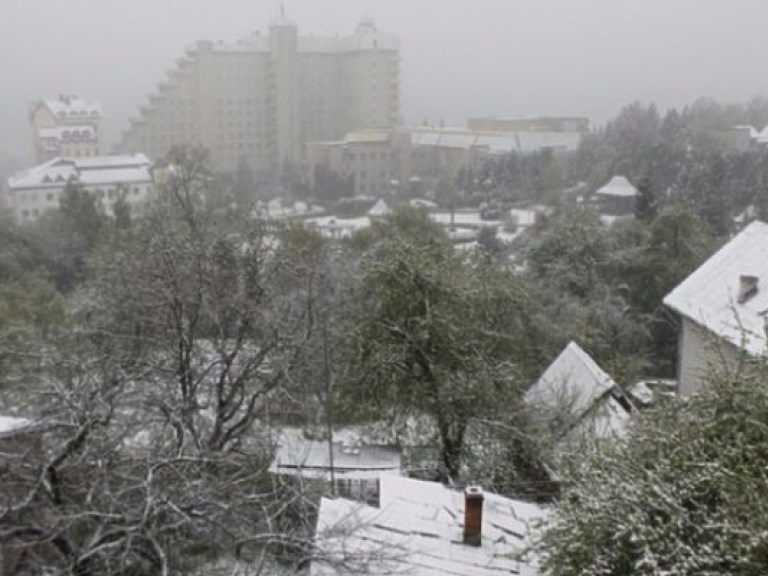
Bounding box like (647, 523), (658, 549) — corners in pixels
(438, 416), (466, 482)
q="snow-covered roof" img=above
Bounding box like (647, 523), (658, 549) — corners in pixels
(43, 96), (102, 118)
(409, 198), (437, 209)
(306, 216), (372, 238)
(595, 175), (638, 198)
(312, 475), (546, 576)
(510, 208), (537, 227)
(755, 125), (768, 144)
(663, 220), (768, 356)
(408, 129), (582, 154)
(526, 342), (632, 471)
(429, 210), (503, 228)
(270, 430), (401, 481)
(367, 198), (391, 217)
(0, 416), (31, 433)
(258, 199), (325, 219)
(8, 155), (152, 190)
(525, 341), (618, 422)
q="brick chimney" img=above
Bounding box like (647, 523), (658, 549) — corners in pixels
(738, 274), (759, 304)
(463, 486), (484, 547)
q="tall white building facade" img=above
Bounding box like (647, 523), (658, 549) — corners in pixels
(117, 17), (400, 177)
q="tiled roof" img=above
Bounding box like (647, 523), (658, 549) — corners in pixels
(312, 476), (545, 576)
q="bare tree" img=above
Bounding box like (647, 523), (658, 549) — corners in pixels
(0, 147), (323, 574)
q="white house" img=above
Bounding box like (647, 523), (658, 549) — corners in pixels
(7, 154), (153, 222)
(311, 475), (546, 576)
(663, 220), (768, 396)
(525, 341), (633, 459)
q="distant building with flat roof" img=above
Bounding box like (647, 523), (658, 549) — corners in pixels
(467, 116), (590, 133)
(305, 123), (586, 197)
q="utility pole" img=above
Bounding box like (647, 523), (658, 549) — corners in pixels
(323, 315), (336, 496)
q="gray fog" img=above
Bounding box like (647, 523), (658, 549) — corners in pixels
(3, 0), (768, 159)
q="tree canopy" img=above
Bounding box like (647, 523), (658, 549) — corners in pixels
(537, 358), (768, 575)
(342, 207), (538, 480)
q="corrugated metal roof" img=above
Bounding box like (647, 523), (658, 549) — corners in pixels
(271, 432), (401, 481)
(663, 220), (768, 356)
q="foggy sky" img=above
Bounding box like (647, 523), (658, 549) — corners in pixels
(3, 0), (768, 161)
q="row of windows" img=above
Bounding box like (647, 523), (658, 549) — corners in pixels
(61, 148), (99, 158)
(18, 186), (146, 205)
(55, 109), (99, 118)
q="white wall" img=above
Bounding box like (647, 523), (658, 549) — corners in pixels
(679, 317), (743, 397)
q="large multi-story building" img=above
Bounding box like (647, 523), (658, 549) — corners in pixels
(29, 95), (103, 163)
(117, 16), (400, 178)
(6, 154), (153, 222)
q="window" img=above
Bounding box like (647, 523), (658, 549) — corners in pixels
(21, 209), (30, 218)
(133, 187), (140, 196)
(46, 192), (54, 202)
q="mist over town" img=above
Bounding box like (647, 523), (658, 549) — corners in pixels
(2, 2), (768, 574)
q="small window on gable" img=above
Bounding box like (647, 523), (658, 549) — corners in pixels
(56, 174), (65, 182)
(42, 175), (52, 183)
